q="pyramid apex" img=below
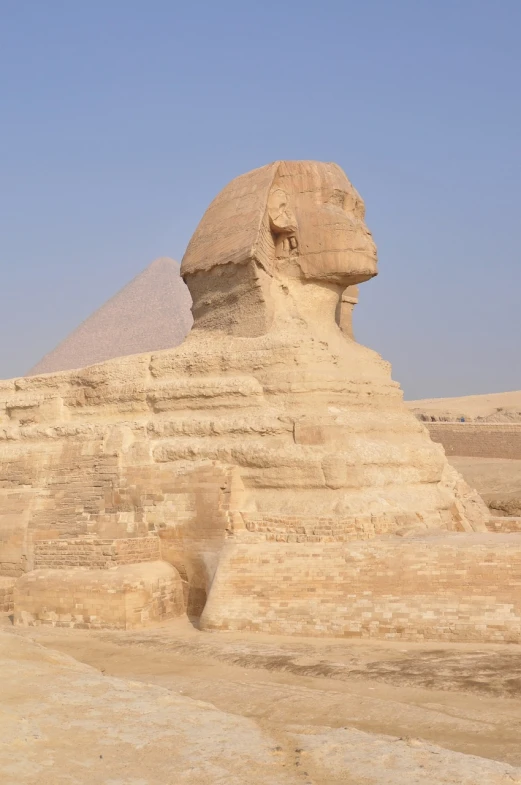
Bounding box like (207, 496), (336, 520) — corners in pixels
(148, 256), (179, 268)
(27, 256), (192, 376)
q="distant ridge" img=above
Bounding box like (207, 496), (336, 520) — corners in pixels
(28, 257), (193, 375)
(407, 390), (521, 422)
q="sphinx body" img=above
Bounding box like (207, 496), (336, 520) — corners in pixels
(2, 161), (513, 641)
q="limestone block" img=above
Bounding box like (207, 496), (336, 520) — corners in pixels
(201, 534), (521, 643)
(487, 516), (521, 533)
(13, 561), (184, 630)
(0, 576), (15, 614)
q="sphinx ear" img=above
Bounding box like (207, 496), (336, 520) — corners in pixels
(267, 188), (298, 235)
(267, 188), (298, 257)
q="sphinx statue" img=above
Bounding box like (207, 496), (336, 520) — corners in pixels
(3, 161), (511, 642)
(172, 160), (485, 530)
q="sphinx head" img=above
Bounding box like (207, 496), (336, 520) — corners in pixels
(181, 161), (377, 335)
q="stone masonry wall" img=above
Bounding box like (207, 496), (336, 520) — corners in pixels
(14, 561), (184, 630)
(0, 577), (14, 614)
(33, 536), (161, 570)
(0, 489), (34, 577)
(242, 510), (455, 541)
(427, 423), (521, 459)
(122, 463), (243, 616)
(487, 517), (521, 533)
(201, 534), (521, 643)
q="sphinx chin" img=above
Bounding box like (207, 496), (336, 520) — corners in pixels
(295, 249), (378, 285)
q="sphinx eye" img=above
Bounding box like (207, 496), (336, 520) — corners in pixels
(328, 190), (345, 208)
(353, 198), (365, 219)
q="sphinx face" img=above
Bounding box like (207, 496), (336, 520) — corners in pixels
(270, 162), (378, 286)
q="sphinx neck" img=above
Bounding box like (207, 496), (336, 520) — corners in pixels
(274, 275), (348, 339)
(186, 261), (350, 340)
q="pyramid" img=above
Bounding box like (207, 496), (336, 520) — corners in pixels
(28, 257), (193, 375)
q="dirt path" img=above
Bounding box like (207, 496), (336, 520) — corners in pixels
(15, 619), (521, 767)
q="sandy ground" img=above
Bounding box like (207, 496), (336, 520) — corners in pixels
(7, 628), (521, 785)
(406, 390), (521, 421)
(8, 618), (521, 775)
(451, 456), (521, 513)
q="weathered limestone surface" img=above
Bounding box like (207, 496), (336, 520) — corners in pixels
(426, 422), (521, 459)
(0, 160), (508, 636)
(3, 630), (521, 785)
(14, 561), (184, 630)
(201, 533), (521, 641)
(0, 576), (14, 614)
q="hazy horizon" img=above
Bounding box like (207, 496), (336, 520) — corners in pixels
(1, 1), (520, 398)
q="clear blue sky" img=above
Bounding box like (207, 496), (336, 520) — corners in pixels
(1, 0), (520, 398)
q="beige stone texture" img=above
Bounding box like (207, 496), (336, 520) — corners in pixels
(338, 283), (359, 338)
(32, 535), (162, 570)
(487, 516), (521, 532)
(3, 629), (521, 785)
(201, 533), (521, 642)
(0, 576), (14, 614)
(426, 421), (521, 459)
(408, 391), (521, 522)
(14, 561), (184, 629)
(0, 160), (509, 636)
(408, 389), (521, 422)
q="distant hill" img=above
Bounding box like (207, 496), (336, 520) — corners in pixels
(407, 390), (521, 423)
(28, 257), (193, 375)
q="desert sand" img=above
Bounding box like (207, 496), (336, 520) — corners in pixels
(450, 457), (521, 516)
(407, 390), (521, 422)
(407, 391), (521, 515)
(3, 621), (521, 784)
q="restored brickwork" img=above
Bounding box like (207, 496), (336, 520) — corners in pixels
(14, 561), (184, 630)
(33, 536), (161, 570)
(0, 576), (14, 614)
(201, 534), (521, 643)
(487, 517), (521, 533)
(427, 423), (521, 459)
(243, 511), (455, 541)
(27, 449), (148, 541)
(0, 489), (34, 577)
